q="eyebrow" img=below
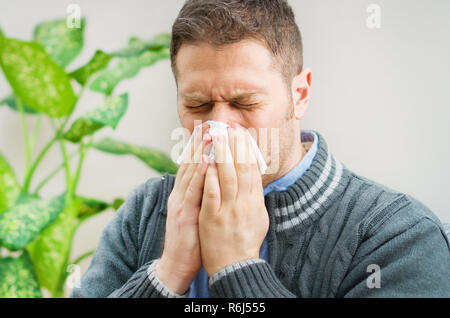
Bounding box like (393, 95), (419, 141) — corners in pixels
(181, 91), (209, 102)
(181, 89), (264, 102)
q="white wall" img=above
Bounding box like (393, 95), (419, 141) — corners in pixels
(1, 0), (449, 296)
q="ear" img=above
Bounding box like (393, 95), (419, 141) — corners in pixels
(291, 68), (312, 121)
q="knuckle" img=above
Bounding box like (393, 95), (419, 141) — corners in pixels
(186, 183), (199, 199)
(236, 163), (249, 172)
(185, 185), (194, 198)
(211, 215), (224, 227)
(223, 175), (236, 185)
(206, 190), (219, 199)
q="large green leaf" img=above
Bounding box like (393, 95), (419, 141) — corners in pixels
(27, 197), (82, 297)
(0, 251), (42, 298)
(0, 37), (77, 118)
(33, 17), (85, 68)
(69, 50), (112, 86)
(112, 198), (125, 210)
(93, 137), (178, 174)
(0, 94), (38, 114)
(0, 153), (21, 213)
(63, 93), (128, 143)
(77, 196), (109, 222)
(89, 48), (169, 95)
(0, 193), (66, 250)
(111, 33), (171, 57)
(13, 192), (41, 205)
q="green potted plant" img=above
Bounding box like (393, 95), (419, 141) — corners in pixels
(0, 17), (178, 298)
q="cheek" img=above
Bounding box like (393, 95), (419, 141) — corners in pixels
(248, 104), (287, 129)
(179, 114), (199, 137)
(179, 110), (204, 130)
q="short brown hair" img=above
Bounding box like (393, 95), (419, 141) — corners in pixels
(170, 0), (303, 86)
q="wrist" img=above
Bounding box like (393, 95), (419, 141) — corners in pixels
(205, 253), (260, 277)
(155, 258), (194, 295)
(209, 258), (266, 286)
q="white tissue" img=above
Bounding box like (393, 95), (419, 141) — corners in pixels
(176, 120), (267, 174)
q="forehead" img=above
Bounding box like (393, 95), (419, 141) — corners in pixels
(175, 39), (280, 95)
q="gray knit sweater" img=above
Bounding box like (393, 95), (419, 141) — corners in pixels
(70, 131), (450, 298)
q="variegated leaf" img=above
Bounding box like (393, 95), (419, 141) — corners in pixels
(0, 37), (77, 118)
(69, 50), (112, 86)
(63, 93), (128, 143)
(1, 94), (38, 114)
(0, 153), (21, 213)
(89, 48), (169, 95)
(93, 137), (178, 174)
(110, 33), (171, 57)
(77, 196), (109, 222)
(33, 18), (85, 68)
(0, 193), (66, 250)
(0, 251), (42, 298)
(26, 197), (82, 297)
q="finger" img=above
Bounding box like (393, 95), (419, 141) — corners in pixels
(179, 132), (212, 192)
(202, 160), (221, 213)
(184, 154), (209, 210)
(240, 126), (263, 193)
(214, 134), (237, 203)
(175, 122), (210, 188)
(236, 124), (263, 194)
(247, 131), (263, 194)
(229, 125), (252, 194)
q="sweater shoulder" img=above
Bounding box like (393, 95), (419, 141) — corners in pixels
(129, 173), (176, 210)
(119, 175), (167, 239)
(340, 170), (445, 243)
(118, 174), (175, 262)
(129, 173), (176, 220)
(124, 176), (163, 216)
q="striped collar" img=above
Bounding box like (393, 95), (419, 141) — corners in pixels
(264, 130), (351, 233)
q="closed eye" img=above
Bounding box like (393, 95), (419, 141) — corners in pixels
(185, 103), (210, 109)
(232, 102), (258, 107)
(185, 102), (259, 109)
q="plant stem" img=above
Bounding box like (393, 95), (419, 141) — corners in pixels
(71, 249), (95, 265)
(23, 135), (57, 192)
(32, 150), (79, 195)
(52, 119), (73, 196)
(16, 97), (32, 180)
(23, 84), (85, 194)
(29, 114), (42, 155)
(23, 116), (71, 192)
(77, 85), (86, 101)
(71, 136), (93, 197)
(71, 144), (86, 197)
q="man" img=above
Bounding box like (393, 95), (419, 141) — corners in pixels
(71, 0), (450, 298)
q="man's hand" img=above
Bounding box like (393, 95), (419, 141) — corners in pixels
(156, 123), (212, 294)
(199, 124), (269, 277)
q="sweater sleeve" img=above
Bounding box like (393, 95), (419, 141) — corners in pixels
(70, 178), (184, 298)
(208, 258), (296, 298)
(338, 216), (450, 297)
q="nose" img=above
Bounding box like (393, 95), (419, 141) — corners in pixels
(209, 102), (237, 126)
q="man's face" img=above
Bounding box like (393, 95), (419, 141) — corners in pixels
(175, 39), (300, 180)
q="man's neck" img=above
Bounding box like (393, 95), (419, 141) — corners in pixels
(261, 138), (306, 188)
